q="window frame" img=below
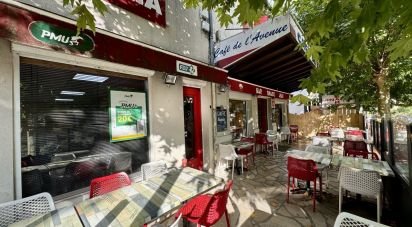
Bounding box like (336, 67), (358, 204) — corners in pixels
(12, 44), (154, 200)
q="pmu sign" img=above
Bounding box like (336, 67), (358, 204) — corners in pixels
(108, 0), (166, 27)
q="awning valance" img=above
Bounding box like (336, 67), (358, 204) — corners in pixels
(214, 14), (313, 92)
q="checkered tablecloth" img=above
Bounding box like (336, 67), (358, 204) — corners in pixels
(331, 155), (394, 177)
(9, 206), (82, 227)
(75, 167), (223, 227)
(286, 149), (394, 177)
(286, 149), (333, 166)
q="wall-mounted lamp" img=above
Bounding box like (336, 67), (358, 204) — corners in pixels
(164, 74), (177, 85)
(218, 84), (227, 93)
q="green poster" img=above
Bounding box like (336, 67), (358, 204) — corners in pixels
(110, 90), (147, 142)
(115, 106), (142, 126)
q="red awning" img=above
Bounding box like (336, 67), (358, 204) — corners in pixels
(226, 34), (312, 92)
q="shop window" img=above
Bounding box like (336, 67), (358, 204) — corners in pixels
(20, 59), (149, 198)
(272, 104), (284, 130)
(229, 100), (247, 139)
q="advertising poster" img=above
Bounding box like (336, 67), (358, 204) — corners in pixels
(110, 90), (147, 142)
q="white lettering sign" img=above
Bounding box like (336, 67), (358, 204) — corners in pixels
(256, 88), (263, 95)
(40, 30), (84, 46)
(214, 15), (291, 66)
(176, 60), (198, 76)
(133, 0), (162, 15)
(267, 91), (275, 97)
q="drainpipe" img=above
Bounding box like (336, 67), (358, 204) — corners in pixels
(209, 10), (217, 174)
(208, 10), (214, 64)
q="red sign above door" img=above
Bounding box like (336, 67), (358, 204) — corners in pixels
(228, 78), (289, 99)
(107, 0), (166, 27)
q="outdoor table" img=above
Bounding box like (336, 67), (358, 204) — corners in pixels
(285, 149), (332, 196)
(225, 140), (254, 149)
(9, 205), (82, 227)
(75, 167), (223, 226)
(285, 149), (333, 166)
(286, 149), (394, 177)
(331, 155), (394, 177)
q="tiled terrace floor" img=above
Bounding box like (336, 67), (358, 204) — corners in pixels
(211, 140), (396, 227)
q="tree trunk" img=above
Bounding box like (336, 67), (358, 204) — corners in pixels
(374, 67), (390, 118)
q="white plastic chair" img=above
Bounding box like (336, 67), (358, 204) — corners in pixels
(280, 127), (291, 143)
(312, 136), (331, 147)
(338, 167), (382, 223)
(334, 212), (389, 227)
(0, 192), (55, 226)
(266, 130), (279, 151)
(141, 160), (168, 180)
(218, 144), (243, 179)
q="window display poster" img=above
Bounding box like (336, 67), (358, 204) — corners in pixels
(110, 90), (147, 142)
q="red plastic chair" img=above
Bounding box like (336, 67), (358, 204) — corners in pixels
(89, 172), (131, 198)
(346, 130), (363, 136)
(176, 180), (233, 227)
(316, 131), (330, 137)
(255, 133), (273, 155)
(343, 140), (368, 158)
(287, 156), (322, 212)
(289, 125), (299, 142)
(239, 137), (255, 166)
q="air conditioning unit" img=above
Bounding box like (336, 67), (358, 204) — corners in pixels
(216, 30), (224, 41)
(200, 10), (209, 20)
(201, 21), (210, 33)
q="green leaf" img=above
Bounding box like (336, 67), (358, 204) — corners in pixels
(290, 94), (311, 105)
(91, 0), (108, 15)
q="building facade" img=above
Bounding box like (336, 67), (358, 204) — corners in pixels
(0, 0), (227, 203)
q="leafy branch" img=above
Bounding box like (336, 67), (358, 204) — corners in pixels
(62, 0), (108, 34)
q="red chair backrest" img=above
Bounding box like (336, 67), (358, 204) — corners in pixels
(344, 140), (367, 152)
(199, 180), (233, 225)
(289, 125), (299, 133)
(316, 131), (330, 137)
(345, 150), (369, 159)
(287, 156), (318, 181)
(240, 136), (254, 143)
(346, 130), (363, 136)
(344, 140), (369, 158)
(255, 133), (269, 144)
(238, 137), (254, 155)
(89, 172), (131, 198)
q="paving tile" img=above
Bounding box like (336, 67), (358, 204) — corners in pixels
(214, 140), (393, 227)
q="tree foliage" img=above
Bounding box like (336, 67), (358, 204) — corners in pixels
(62, 0), (107, 33)
(291, 0), (411, 115)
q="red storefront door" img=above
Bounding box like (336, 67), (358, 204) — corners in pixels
(258, 98), (268, 132)
(183, 87), (203, 169)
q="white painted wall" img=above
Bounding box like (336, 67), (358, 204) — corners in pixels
(16, 0), (210, 63)
(289, 89), (307, 115)
(199, 83), (213, 173)
(148, 72), (185, 168)
(0, 39), (15, 203)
